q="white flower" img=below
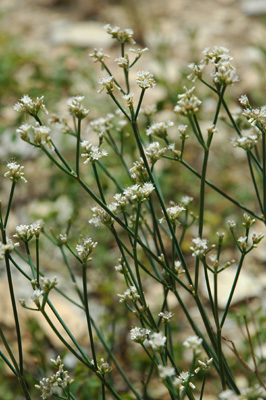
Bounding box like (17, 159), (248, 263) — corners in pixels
(89, 205), (114, 228)
(123, 182), (154, 202)
(67, 96), (89, 119)
(130, 327), (151, 343)
(32, 289), (44, 305)
(148, 332), (166, 350)
(174, 86), (201, 116)
(183, 335), (203, 355)
(173, 371), (196, 391)
(242, 106), (266, 126)
(180, 195), (193, 206)
(104, 24), (135, 44)
(194, 357), (213, 373)
(219, 390), (239, 400)
(123, 92), (134, 107)
(33, 124), (52, 147)
(232, 133), (258, 151)
(98, 76), (120, 94)
(145, 142), (167, 164)
(40, 276), (58, 292)
(158, 311), (174, 323)
(81, 141), (108, 163)
(177, 124), (189, 139)
(190, 237), (208, 258)
(16, 123), (32, 142)
(146, 120), (174, 139)
(115, 55), (129, 69)
(237, 236), (247, 250)
(117, 286), (140, 303)
(160, 205), (186, 225)
(76, 237), (97, 263)
(239, 94), (249, 107)
(14, 95), (48, 116)
(0, 238), (19, 260)
(89, 48), (110, 63)
(187, 62), (205, 82)
(130, 158), (148, 183)
(158, 365), (176, 379)
(136, 70), (156, 89)
(4, 162), (27, 183)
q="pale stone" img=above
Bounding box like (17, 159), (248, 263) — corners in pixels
(200, 267), (264, 309)
(50, 20), (113, 48)
(241, 0), (266, 16)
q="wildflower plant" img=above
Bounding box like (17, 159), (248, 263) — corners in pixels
(0, 27), (266, 400)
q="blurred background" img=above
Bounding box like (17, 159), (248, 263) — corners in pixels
(1, 1), (266, 399)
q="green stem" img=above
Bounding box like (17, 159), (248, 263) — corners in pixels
(82, 264), (98, 368)
(4, 181), (16, 228)
(76, 118), (81, 177)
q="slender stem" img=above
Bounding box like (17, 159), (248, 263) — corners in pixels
(76, 118), (81, 177)
(4, 181), (16, 228)
(220, 253), (246, 327)
(262, 131), (266, 220)
(82, 264), (98, 368)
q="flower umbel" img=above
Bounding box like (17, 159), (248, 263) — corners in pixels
(14, 95), (48, 116)
(4, 162), (27, 183)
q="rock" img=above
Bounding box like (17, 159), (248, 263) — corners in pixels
(50, 20), (113, 48)
(200, 266), (264, 309)
(241, 0), (266, 16)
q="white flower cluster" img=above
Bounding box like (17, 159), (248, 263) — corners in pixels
(91, 357), (112, 375)
(31, 288), (44, 306)
(67, 96), (89, 120)
(145, 141), (167, 164)
(188, 46), (239, 86)
(89, 205), (114, 228)
(33, 124), (52, 147)
(183, 335), (203, 355)
(173, 371), (196, 391)
(123, 92), (134, 107)
(177, 124), (189, 139)
(35, 356), (74, 399)
(89, 48), (110, 63)
(4, 162), (27, 183)
(146, 120), (174, 139)
(148, 331), (167, 351)
(123, 182), (154, 203)
(89, 114), (114, 135)
(136, 70), (156, 90)
(0, 238), (19, 260)
(219, 384), (264, 400)
(115, 54), (129, 69)
(14, 95), (48, 116)
(16, 123), (52, 147)
(239, 94), (266, 128)
(40, 276), (58, 292)
(158, 365), (176, 379)
(160, 204), (186, 225)
(174, 86), (202, 116)
(14, 221), (43, 242)
(98, 76), (120, 94)
(104, 24), (136, 44)
(130, 158), (148, 183)
(117, 285), (140, 303)
(180, 195), (193, 206)
(130, 327), (151, 344)
(190, 237), (209, 258)
(76, 237), (97, 263)
(232, 131), (259, 151)
(158, 310), (174, 323)
(81, 141), (108, 163)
